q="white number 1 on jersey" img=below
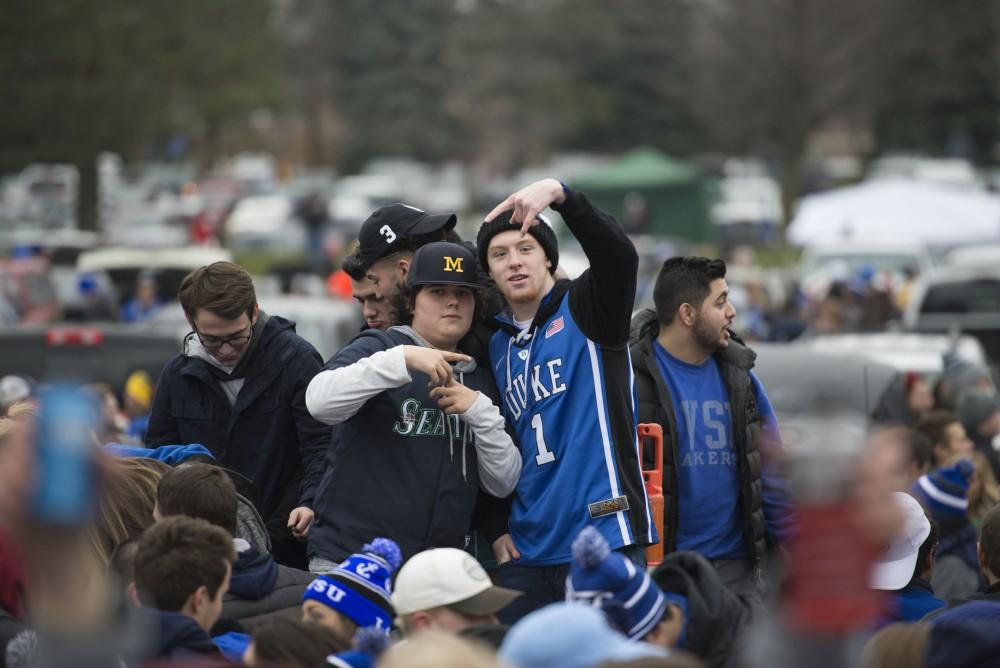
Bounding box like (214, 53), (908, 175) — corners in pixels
(531, 413), (556, 465)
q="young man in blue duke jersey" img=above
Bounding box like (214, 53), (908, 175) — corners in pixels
(476, 178), (655, 622)
(629, 257), (794, 613)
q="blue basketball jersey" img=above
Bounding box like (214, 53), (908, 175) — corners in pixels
(491, 291), (656, 566)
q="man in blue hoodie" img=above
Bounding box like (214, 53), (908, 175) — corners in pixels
(133, 515), (236, 660)
(155, 463), (315, 632)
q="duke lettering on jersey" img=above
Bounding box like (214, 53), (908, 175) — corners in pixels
(679, 400), (737, 468)
(502, 358), (568, 419)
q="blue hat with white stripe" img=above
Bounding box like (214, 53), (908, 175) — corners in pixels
(565, 526), (667, 640)
(303, 538), (402, 632)
(912, 459), (974, 519)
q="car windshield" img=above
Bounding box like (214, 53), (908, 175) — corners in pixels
(921, 279), (1000, 313)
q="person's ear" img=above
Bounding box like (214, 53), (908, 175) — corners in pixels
(192, 585), (208, 615)
(399, 258), (411, 277)
(411, 611), (432, 630)
(251, 304), (259, 322)
(126, 581), (141, 607)
(679, 303), (696, 327)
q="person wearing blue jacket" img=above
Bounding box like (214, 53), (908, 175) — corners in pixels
(146, 261), (331, 568)
(305, 242), (520, 571)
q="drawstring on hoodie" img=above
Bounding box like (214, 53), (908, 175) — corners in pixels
(445, 370), (472, 482)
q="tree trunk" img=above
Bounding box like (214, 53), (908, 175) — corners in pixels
(75, 155), (99, 232)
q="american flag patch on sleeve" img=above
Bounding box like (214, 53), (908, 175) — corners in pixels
(545, 316), (564, 338)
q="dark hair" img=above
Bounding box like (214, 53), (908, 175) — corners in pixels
(157, 463), (239, 536)
(109, 539), (141, 585)
(343, 254), (367, 281)
(980, 504), (1000, 577)
(902, 428), (933, 472)
(134, 516), (236, 612)
(253, 618), (352, 667)
(916, 410), (961, 448)
(179, 261), (256, 320)
(652, 257), (728, 326)
(389, 283), (488, 329)
(914, 514), (939, 579)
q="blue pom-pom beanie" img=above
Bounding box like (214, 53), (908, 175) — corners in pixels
(565, 526), (667, 640)
(303, 538), (401, 632)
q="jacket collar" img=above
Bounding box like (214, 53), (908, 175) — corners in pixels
(495, 279), (572, 337)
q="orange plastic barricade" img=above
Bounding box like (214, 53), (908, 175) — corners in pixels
(638, 423), (665, 567)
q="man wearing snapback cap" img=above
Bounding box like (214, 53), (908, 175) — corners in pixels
(871, 491), (944, 626)
(393, 547), (522, 640)
(306, 242), (520, 571)
(348, 203), (458, 308)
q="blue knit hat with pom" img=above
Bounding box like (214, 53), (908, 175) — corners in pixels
(304, 538), (402, 632)
(912, 459), (974, 519)
(565, 526), (667, 640)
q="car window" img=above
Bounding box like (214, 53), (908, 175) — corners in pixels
(921, 279), (1000, 313)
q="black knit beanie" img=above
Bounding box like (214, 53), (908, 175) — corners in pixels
(476, 211), (559, 276)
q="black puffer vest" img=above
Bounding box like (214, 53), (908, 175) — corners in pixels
(629, 309), (766, 569)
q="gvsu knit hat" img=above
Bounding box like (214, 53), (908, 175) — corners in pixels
(476, 211), (559, 276)
(303, 538), (401, 632)
(565, 526), (667, 640)
(911, 459), (974, 519)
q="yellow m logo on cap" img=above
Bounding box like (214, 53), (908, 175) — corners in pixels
(443, 256), (464, 273)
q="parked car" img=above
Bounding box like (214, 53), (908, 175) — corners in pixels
(800, 332), (990, 377)
(902, 265), (1000, 370)
(0, 323), (182, 395)
(75, 246), (232, 307)
(753, 342), (900, 422)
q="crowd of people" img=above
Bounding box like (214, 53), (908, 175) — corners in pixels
(1, 177), (999, 667)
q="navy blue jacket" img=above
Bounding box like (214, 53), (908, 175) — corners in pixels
(147, 316), (330, 540)
(308, 328), (501, 563)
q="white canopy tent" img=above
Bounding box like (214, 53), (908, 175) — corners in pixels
(789, 180), (1000, 247)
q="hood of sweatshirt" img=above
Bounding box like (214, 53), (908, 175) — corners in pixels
(147, 609), (217, 659)
(651, 551), (751, 664)
(227, 540), (279, 601)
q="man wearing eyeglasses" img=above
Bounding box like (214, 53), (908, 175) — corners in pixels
(146, 261), (331, 568)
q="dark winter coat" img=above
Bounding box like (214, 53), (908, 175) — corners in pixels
(147, 315), (330, 561)
(221, 545), (313, 632)
(629, 309), (767, 569)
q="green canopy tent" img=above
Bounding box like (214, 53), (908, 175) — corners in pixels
(570, 147), (715, 243)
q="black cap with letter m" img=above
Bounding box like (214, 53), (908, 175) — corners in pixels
(406, 241), (480, 289)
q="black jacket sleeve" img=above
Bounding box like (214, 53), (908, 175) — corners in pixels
(293, 346), (334, 508)
(145, 360), (181, 446)
(556, 189), (639, 346)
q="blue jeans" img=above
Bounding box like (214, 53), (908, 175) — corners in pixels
(497, 544), (647, 625)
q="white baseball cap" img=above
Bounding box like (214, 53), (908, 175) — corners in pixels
(392, 548), (522, 617)
(870, 492), (932, 591)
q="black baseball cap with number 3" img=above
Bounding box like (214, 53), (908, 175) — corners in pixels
(355, 203), (457, 270)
